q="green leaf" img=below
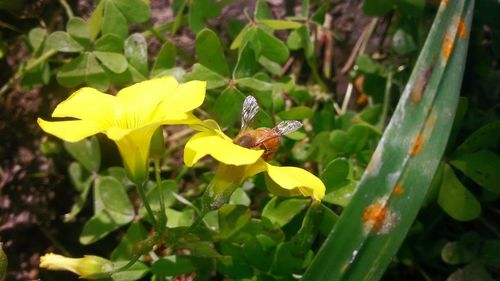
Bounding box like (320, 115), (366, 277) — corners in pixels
(21, 62), (50, 89)
(67, 17), (90, 48)
(480, 239), (500, 267)
(345, 124), (378, 154)
(152, 40), (176, 76)
(277, 106), (313, 120)
(94, 34), (123, 52)
(446, 262), (495, 281)
(94, 51), (128, 73)
(258, 56), (282, 75)
(211, 87), (245, 128)
(57, 52), (110, 90)
(323, 180), (357, 207)
(252, 28), (289, 64)
(28, 28), (47, 53)
(395, 0), (426, 17)
(441, 241), (474, 265)
(455, 121), (500, 154)
(287, 29), (303, 50)
(146, 180), (178, 210)
(217, 204), (251, 240)
(232, 41), (258, 79)
(102, 0), (128, 39)
(67, 162), (90, 192)
(355, 54), (383, 74)
(363, 0), (395, 16)
(185, 63), (228, 89)
(262, 197), (309, 227)
(254, 0), (272, 20)
(111, 0), (151, 23)
(111, 261), (149, 281)
(165, 208), (195, 228)
(80, 176), (134, 244)
(218, 243), (254, 278)
(64, 162), (93, 222)
(63, 136), (100, 172)
(438, 163), (481, 221)
(87, 0), (104, 40)
(271, 242), (313, 275)
(111, 222), (148, 261)
(450, 150), (500, 194)
(195, 28), (229, 76)
(321, 158), (350, 191)
(46, 31), (84, 53)
(311, 3), (330, 25)
(303, 1), (475, 279)
(230, 24), (251, 50)
(124, 33), (148, 78)
(229, 188), (251, 206)
(393, 28), (417, 54)
(257, 19), (302, 30)
(151, 256), (197, 276)
(358, 104), (383, 125)
(236, 77), (273, 92)
(244, 235), (277, 271)
(188, 0), (221, 34)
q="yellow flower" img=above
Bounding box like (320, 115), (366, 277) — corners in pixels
(40, 253), (113, 279)
(38, 77), (206, 184)
(184, 120), (325, 203)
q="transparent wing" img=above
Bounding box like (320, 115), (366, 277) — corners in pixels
(255, 120), (302, 144)
(241, 95), (259, 130)
(273, 120), (303, 135)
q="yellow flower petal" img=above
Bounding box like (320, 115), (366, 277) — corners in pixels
(116, 76), (178, 111)
(242, 158), (268, 179)
(116, 76), (179, 126)
(153, 80), (207, 120)
(112, 123), (159, 184)
(184, 131), (263, 167)
(265, 163), (325, 200)
(51, 87), (117, 128)
(40, 253), (112, 279)
(37, 118), (103, 142)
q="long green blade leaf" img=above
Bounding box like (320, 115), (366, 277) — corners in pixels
(303, 1), (474, 280)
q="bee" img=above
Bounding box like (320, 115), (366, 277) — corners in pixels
(233, 96), (303, 160)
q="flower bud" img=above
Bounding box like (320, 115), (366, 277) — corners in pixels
(149, 128), (166, 160)
(40, 253), (113, 279)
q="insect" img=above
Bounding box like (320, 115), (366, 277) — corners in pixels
(233, 96), (303, 160)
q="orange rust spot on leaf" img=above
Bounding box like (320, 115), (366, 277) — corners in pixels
(411, 66), (434, 103)
(442, 34), (454, 62)
(362, 202), (388, 231)
(443, 0), (449, 5)
(458, 18), (467, 39)
(411, 134), (425, 156)
(393, 184), (404, 195)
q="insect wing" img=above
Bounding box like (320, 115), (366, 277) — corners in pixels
(255, 120), (302, 144)
(274, 120), (302, 135)
(241, 96), (259, 130)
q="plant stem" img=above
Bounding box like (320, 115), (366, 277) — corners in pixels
(136, 182), (157, 226)
(379, 70), (393, 130)
(0, 49), (57, 98)
(58, 0), (74, 18)
(154, 159), (167, 234)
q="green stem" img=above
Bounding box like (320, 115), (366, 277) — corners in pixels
(378, 70), (393, 130)
(0, 49), (57, 98)
(154, 159), (167, 234)
(58, 0), (74, 18)
(114, 233), (160, 273)
(136, 182), (157, 226)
